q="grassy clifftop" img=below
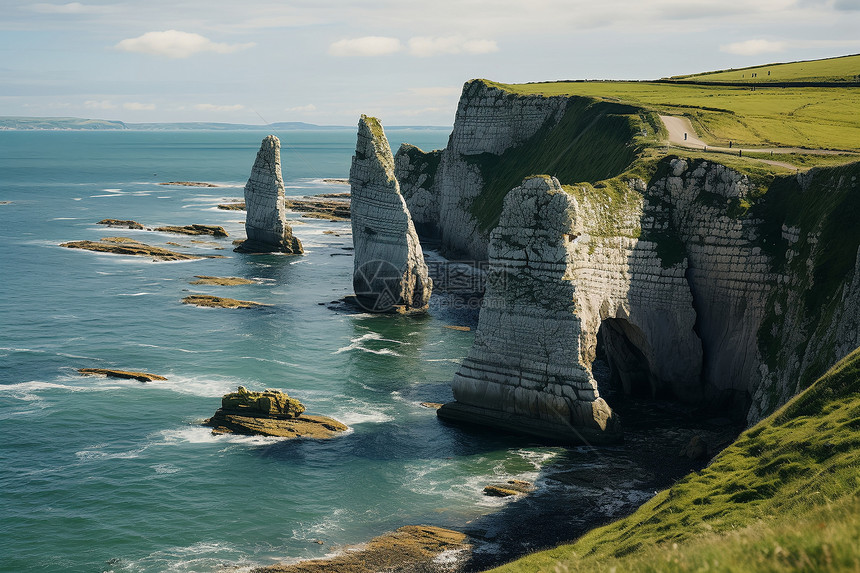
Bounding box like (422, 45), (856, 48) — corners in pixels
(667, 53), (860, 84)
(488, 345), (860, 572)
(484, 55), (860, 151)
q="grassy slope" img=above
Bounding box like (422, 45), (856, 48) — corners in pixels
(489, 346), (860, 572)
(485, 79), (860, 151)
(466, 95), (652, 232)
(668, 53), (860, 84)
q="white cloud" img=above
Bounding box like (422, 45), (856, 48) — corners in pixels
(328, 36), (402, 57)
(285, 104), (317, 112)
(84, 100), (117, 109)
(115, 30), (255, 59)
(407, 36), (499, 57)
(194, 103), (245, 112)
(124, 102), (155, 111)
(28, 2), (111, 14)
(719, 39), (787, 56)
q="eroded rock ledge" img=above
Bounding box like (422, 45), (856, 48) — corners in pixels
(349, 115), (431, 313)
(235, 135), (303, 254)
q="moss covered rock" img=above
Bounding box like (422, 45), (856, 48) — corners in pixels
(220, 386), (305, 418)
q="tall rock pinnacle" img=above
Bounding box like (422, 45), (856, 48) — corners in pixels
(234, 135), (303, 254)
(349, 115), (432, 312)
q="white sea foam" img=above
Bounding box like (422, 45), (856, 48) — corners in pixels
(75, 444), (148, 461)
(117, 292), (153, 297)
(151, 463), (180, 475)
(334, 332), (405, 356)
(132, 343), (224, 355)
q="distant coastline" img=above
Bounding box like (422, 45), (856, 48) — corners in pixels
(0, 116), (451, 131)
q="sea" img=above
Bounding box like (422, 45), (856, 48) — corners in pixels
(0, 129), (576, 572)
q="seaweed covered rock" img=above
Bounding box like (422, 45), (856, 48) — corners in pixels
(220, 386), (305, 418)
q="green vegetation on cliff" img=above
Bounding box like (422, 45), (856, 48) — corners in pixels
(467, 97), (651, 232)
(488, 345), (860, 573)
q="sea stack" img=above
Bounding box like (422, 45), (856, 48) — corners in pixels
(437, 176), (622, 444)
(234, 135), (303, 254)
(349, 115), (431, 313)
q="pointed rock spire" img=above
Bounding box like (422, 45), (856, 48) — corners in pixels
(349, 115), (432, 312)
(235, 135), (303, 254)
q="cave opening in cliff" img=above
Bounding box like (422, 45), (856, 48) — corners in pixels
(595, 318), (666, 400)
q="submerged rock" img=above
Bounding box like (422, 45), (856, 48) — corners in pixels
(438, 176), (622, 445)
(285, 196), (350, 221)
(483, 480), (534, 497)
(253, 525), (470, 572)
(60, 238), (200, 261)
(158, 181), (218, 187)
(154, 224), (228, 237)
(234, 135), (303, 254)
(78, 368), (166, 382)
(349, 115), (432, 313)
(204, 387), (347, 439)
(181, 295), (267, 308)
(189, 275), (256, 286)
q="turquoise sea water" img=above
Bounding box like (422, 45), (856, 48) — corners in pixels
(0, 130), (565, 572)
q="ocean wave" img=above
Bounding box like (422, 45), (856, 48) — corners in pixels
(131, 343), (225, 354)
(0, 380), (122, 402)
(117, 292), (154, 297)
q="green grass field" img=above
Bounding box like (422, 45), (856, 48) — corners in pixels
(488, 346), (860, 573)
(668, 53), (860, 84)
(485, 79), (860, 151)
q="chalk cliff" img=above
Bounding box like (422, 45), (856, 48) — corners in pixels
(411, 80), (859, 434)
(235, 135), (303, 254)
(438, 176), (623, 443)
(350, 115), (432, 312)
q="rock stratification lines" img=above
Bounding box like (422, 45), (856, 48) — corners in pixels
(349, 115), (431, 313)
(235, 135), (303, 254)
(438, 176), (623, 444)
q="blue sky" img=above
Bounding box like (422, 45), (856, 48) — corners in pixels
(2, 0), (859, 125)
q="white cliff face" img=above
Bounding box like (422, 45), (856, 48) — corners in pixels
(394, 144), (443, 240)
(235, 135), (303, 254)
(434, 81), (569, 259)
(439, 176), (623, 444)
(350, 115), (432, 312)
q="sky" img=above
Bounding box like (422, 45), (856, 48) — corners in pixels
(2, 0), (859, 126)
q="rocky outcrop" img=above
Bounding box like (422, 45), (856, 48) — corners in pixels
(234, 135), (303, 254)
(349, 115), (431, 312)
(285, 196), (350, 221)
(181, 295), (268, 308)
(438, 177), (624, 444)
(61, 237), (201, 261)
(97, 219), (144, 229)
(253, 525), (470, 573)
(155, 224), (228, 237)
(78, 368), (166, 382)
(204, 387), (348, 439)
